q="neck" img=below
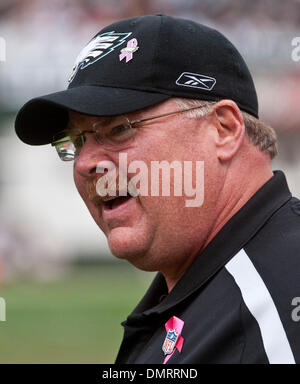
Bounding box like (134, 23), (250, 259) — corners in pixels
(202, 166), (274, 251)
(163, 160), (273, 293)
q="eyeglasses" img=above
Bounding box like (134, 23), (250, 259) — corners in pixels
(51, 103), (213, 161)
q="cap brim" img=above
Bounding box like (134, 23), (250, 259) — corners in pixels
(15, 85), (170, 145)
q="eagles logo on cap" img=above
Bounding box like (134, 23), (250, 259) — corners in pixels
(68, 31), (132, 83)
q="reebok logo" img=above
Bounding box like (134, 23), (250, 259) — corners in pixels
(176, 72), (216, 91)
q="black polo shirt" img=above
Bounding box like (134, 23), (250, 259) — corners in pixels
(115, 170), (300, 364)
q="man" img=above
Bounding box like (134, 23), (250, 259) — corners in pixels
(15, 15), (300, 364)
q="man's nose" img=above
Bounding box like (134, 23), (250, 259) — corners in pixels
(74, 142), (115, 178)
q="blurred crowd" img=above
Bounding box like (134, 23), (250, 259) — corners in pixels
(1, 0), (300, 28)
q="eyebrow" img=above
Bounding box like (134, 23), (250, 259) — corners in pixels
(66, 116), (114, 133)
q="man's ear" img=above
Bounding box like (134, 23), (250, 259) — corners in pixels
(213, 100), (245, 162)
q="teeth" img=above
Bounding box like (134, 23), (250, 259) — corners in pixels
(102, 195), (118, 202)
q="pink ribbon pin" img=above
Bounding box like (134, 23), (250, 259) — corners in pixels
(119, 38), (139, 62)
(162, 316), (184, 364)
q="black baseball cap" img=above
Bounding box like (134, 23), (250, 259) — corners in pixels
(15, 14), (258, 145)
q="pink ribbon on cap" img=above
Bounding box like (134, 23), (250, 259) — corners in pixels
(119, 38), (139, 62)
(163, 316), (184, 364)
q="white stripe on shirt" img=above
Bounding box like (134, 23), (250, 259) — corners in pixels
(225, 248), (295, 364)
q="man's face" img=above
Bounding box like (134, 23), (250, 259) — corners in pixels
(72, 99), (222, 272)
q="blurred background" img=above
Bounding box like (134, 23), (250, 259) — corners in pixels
(0, 0), (299, 363)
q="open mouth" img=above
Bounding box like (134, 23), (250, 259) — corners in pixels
(103, 194), (133, 210)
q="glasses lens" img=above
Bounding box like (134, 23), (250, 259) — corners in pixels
(52, 119), (135, 161)
(52, 129), (83, 161)
(94, 119), (134, 150)
(53, 140), (76, 161)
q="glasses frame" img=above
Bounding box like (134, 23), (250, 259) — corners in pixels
(51, 102), (215, 161)
(124, 102), (213, 127)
